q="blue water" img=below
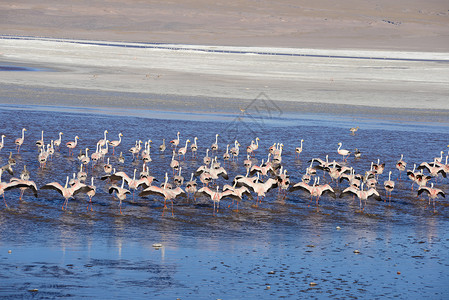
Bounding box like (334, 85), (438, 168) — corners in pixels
(0, 106), (448, 298)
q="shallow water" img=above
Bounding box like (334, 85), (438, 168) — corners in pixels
(0, 106), (448, 298)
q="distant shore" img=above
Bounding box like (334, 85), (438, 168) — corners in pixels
(1, 0), (449, 52)
(0, 37), (449, 124)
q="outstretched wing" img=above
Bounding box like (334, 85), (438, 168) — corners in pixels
(196, 187), (213, 198)
(367, 188), (381, 201)
(139, 186), (165, 198)
(74, 185), (95, 196)
(40, 182), (64, 196)
(289, 182), (312, 193)
(417, 186), (431, 197)
(320, 184), (336, 197)
(339, 186), (358, 198)
(5, 180), (38, 197)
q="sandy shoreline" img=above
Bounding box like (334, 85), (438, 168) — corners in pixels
(1, 37), (449, 121)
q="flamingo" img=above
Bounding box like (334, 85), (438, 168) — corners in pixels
(232, 169), (257, 188)
(196, 186), (233, 215)
(190, 137), (198, 158)
(340, 183), (381, 211)
(77, 164), (87, 183)
(407, 164), (418, 190)
(15, 128), (27, 153)
(81, 148), (90, 167)
(112, 169), (147, 200)
(109, 178), (131, 214)
(223, 182), (251, 211)
(174, 167), (184, 187)
(372, 159), (385, 179)
(272, 144), (283, 165)
(20, 165), (30, 180)
(178, 139), (190, 160)
(277, 168), (291, 197)
(350, 126), (359, 135)
(383, 171), (395, 204)
(99, 139), (109, 158)
(91, 143), (102, 164)
(337, 142), (351, 162)
(142, 140), (152, 163)
(208, 159), (229, 181)
(129, 140), (142, 159)
(243, 154), (252, 172)
(40, 175), (92, 210)
(66, 136), (79, 156)
(199, 171), (212, 187)
(1, 162), (14, 176)
(247, 137), (260, 156)
(170, 131), (180, 149)
(203, 149), (211, 166)
(38, 145), (49, 169)
(211, 134), (219, 153)
(35, 130), (44, 148)
(396, 154), (407, 179)
(418, 159), (446, 181)
(118, 152), (125, 164)
(85, 177), (96, 211)
(159, 139), (166, 153)
(185, 173), (198, 200)
(230, 140), (240, 161)
(170, 150), (180, 176)
(223, 144), (230, 164)
(6, 176), (38, 200)
(339, 168), (362, 189)
(250, 159), (274, 177)
(0, 169), (12, 207)
(290, 177), (316, 195)
(53, 132), (63, 150)
(415, 171), (432, 194)
(434, 151), (444, 163)
(139, 163), (150, 179)
(109, 133), (123, 155)
(241, 173), (278, 205)
(97, 130), (108, 147)
(104, 157), (113, 174)
(0, 134), (5, 151)
(295, 139), (304, 158)
(418, 183), (445, 213)
(301, 168), (312, 185)
(290, 177), (335, 205)
(139, 173), (185, 216)
(48, 140), (55, 160)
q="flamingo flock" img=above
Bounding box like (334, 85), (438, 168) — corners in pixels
(0, 126), (447, 217)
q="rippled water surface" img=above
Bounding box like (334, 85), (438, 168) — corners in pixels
(0, 107), (448, 299)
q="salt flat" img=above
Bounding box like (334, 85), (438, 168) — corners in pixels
(1, 37), (448, 115)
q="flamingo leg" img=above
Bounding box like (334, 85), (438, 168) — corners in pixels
(3, 194), (7, 208)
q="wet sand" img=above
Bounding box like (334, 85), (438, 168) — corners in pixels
(1, 37), (449, 121)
